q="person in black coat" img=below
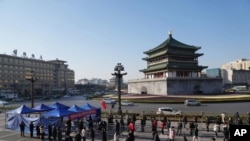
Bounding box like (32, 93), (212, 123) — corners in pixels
(53, 126), (57, 140)
(115, 120), (120, 135)
(102, 128), (107, 141)
(20, 121), (25, 137)
(57, 127), (62, 141)
(48, 124), (52, 140)
(36, 124), (40, 138)
(206, 116), (210, 132)
(29, 121), (34, 137)
(182, 116), (187, 128)
(74, 131), (82, 141)
(120, 116), (125, 131)
(223, 127), (230, 141)
(90, 127), (95, 141)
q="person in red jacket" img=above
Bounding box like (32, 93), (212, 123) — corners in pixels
(161, 120), (166, 134)
(128, 121), (135, 132)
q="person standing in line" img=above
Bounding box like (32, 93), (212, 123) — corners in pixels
(223, 127), (230, 141)
(215, 115), (222, 132)
(169, 126), (176, 141)
(81, 127), (86, 141)
(115, 120), (120, 135)
(53, 125), (57, 140)
(194, 116), (198, 124)
(90, 127), (95, 141)
(79, 119), (84, 131)
(40, 125), (45, 140)
(161, 119), (166, 135)
(152, 119), (157, 140)
(189, 122), (195, 136)
(182, 116), (187, 128)
(102, 128), (107, 141)
(213, 123), (219, 138)
(176, 120), (183, 136)
(20, 121), (25, 137)
(153, 132), (160, 141)
(192, 126), (199, 141)
(36, 124), (40, 138)
(74, 131), (82, 141)
(120, 115), (125, 132)
(140, 116), (146, 132)
(206, 116), (210, 132)
(48, 124), (52, 140)
(29, 121), (34, 137)
(57, 127), (62, 141)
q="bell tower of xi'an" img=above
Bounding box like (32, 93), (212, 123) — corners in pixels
(128, 32), (222, 95)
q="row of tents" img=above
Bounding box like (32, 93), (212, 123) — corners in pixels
(5, 102), (101, 132)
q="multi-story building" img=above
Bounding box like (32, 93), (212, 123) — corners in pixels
(128, 32), (222, 95)
(220, 59), (250, 87)
(221, 59), (250, 70)
(0, 52), (74, 98)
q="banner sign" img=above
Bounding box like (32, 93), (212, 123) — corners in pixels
(68, 109), (96, 120)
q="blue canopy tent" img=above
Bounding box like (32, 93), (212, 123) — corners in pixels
(81, 103), (98, 110)
(33, 103), (54, 112)
(7, 104), (40, 114)
(80, 103), (101, 120)
(6, 105), (40, 132)
(6, 113), (40, 132)
(49, 102), (70, 109)
(42, 108), (74, 118)
(68, 105), (86, 112)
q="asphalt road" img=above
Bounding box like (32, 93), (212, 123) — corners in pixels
(8, 95), (250, 116)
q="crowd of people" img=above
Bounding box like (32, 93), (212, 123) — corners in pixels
(18, 112), (250, 141)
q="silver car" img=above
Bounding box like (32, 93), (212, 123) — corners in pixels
(156, 107), (182, 115)
(184, 99), (201, 106)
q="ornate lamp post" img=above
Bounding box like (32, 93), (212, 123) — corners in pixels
(112, 63), (127, 115)
(26, 71), (38, 108)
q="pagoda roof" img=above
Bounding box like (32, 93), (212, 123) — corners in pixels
(142, 52), (203, 60)
(140, 62), (207, 73)
(144, 33), (201, 54)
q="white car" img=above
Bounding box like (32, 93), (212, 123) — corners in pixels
(0, 100), (10, 106)
(156, 107), (182, 115)
(121, 100), (134, 106)
(184, 99), (201, 106)
(103, 98), (116, 104)
(63, 94), (71, 98)
(13, 98), (24, 102)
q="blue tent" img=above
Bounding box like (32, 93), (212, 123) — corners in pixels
(49, 102), (69, 109)
(81, 103), (97, 110)
(68, 105), (86, 112)
(33, 103), (54, 112)
(6, 113), (40, 132)
(7, 104), (39, 114)
(42, 108), (74, 117)
(81, 103), (101, 117)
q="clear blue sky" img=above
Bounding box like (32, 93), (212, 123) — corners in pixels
(0, 0), (250, 82)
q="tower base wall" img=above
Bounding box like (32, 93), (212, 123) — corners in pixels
(128, 78), (223, 95)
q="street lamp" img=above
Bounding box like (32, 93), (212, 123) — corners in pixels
(112, 63), (127, 115)
(26, 71), (38, 108)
